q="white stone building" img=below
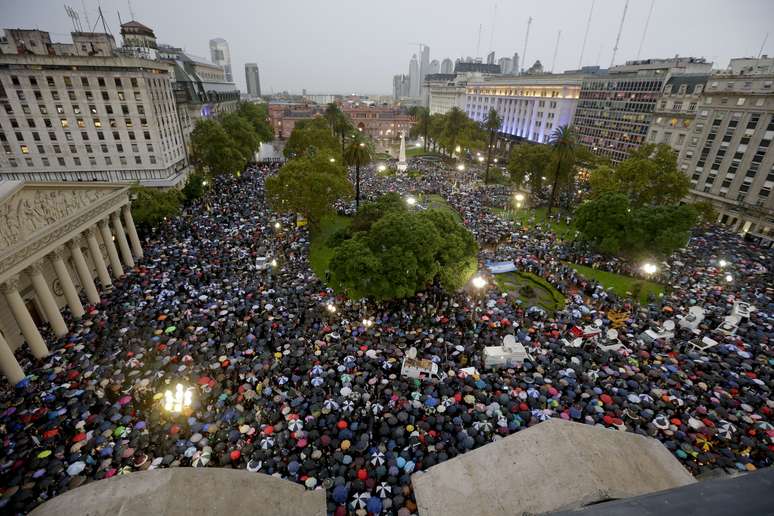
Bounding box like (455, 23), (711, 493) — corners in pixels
(427, 74), (473, 115)
(465, 73), (584, 144)
(0, 181), (142, 384)
(0, 32), (189, 187)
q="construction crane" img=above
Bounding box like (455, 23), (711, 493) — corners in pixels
(551, 30), (561, 72)
(521, 17), (532, 74)
(636, 0), (655, 59)
(578, 0), (595, 68)
(610, 0), (629, 68)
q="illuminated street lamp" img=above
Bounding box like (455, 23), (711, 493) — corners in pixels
(472, 276), (488, 289)
(724, 273), (733, 283)
(641, 262), (658, 275)
(541, 176), (547, 181)
(493, 158), (498, 163)
(377, 165), (386, 173)
(270, 258), (278, 267)
(202, 180), (208, 187)
(329, 158), (336, 163)
(274, 222), (281, 230)
(514, 193), (525, 202)
(163, 383), (193, 414)
(477, 156), (484, 163)
(405, 195), (417, 206)
(362, 318), (374, 328)
(359, 142), (365, 147)
(718, 259), (728, 268)
(455, 145), (461, 153)
(325, 303), (337, 313)
(457, 164), (465, 171)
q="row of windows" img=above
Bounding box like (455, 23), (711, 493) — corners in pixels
(1, 127), (154, 143)
(4, 153), (158, 168)
(5, 141), (155, 155)
(8, 74), (142, 89)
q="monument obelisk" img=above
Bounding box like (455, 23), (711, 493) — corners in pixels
(397, 132), (408, 172)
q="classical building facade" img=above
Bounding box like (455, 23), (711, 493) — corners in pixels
(0, 27), (190, 187)
(677, 70), (773, 243)
(647, 73), (709, 151)
(465, 73), (584, 144)
(0, 182), (143, 384)
(341, 103), (414, 142)
(426, 74), (468, 115)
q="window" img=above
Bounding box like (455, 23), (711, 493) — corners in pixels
(135, 155), (142, 164)
(101, 91), (109, 101)
(140, 118), (148, 127)
(117, 92), (126, 101)
(20, 144), (29, 154)
(46, 76), (55, 87)
(42, 157), (49, 166)
(76, 118), (85, 128)
(89, 156), (97, 166)
(26, 118), (35, 128)
(57, 157), (65, 166)
(51, 90), (60, 101)
(60, 119), (69, 128)
(81, 131), (89, 141)
(97, 131), (105, 141)
(36, 144), (44, 153)
(149, 155), (156, 164)
(137, 105), (145, 115)
(21, 104), (30, 114)
(94, 118), (102, 128)
(85, 90), (93, 101)
(73, 104), (81, 114)
(10, 75), (20, 86)
(134, 91), (142, 101)
(121, 104), (129, 115)
(68, 91), (77, 101)
(112, 131), (120, 140)
(125, 118), (133, 128)
(106, 105), (113, 114)
(53, 144), (61, 153)
(116, 143), (123, 152)
(105, 156), (112, 165)
(119, 156), (127, 165)
(128, 131), (135, 140)
(737, 97), (746, 106)
(98, 77), (106, 87)
(131, 143), (139, 153)
(64, 76), (73, 88)
(143, 130), (151, 140)
(73, 157), (81, 166)
(81, 77), (89, 87)
(39, 105), (47, 115)
(115, 78), (123, 88)
(69, 144), (76, 153)
(48, 131), (57, 141)
(85, 144), (92, 153)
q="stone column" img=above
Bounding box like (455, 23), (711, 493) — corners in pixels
(111, 211), (135, 269)
(122, 204), (143, 259)
(1, 278), (49, 358)
(50, 248), (85, 319)
(28, 262), (68, 338)
(98, 219), (124, 278)
(85, 228), (112, 288)
(0, 331), (25, 386)
(69, 237), (100, 305)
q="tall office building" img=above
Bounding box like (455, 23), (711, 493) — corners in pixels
(209, 38), (233, 83)
(572, 57), (712, 163)
(245, 63), (261, 98)
(409, 54), (420, 97)
(486, 51), (495, 65)
(512, 52), (520, 74)
(420, 45), (430, 85)
(392, 74), (411, 100)
(441, 58), (454, 74)
(429, 59), (440, 74)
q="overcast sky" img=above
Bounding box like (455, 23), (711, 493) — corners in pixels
(4, 0), (773, 94)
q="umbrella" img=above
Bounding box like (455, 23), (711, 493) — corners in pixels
(311, 365), (324, 376)
(376, 482), (391, 498)
(311, 377), (324, 387)
(371, 403), (384, 415)
(342, 400), (355, 413)
(288, 419), (304, 432)
(260, 437), (274, 449)
(371, 451), (385, 466)
(351, 492), (371, 510)
(323, 399), (339, 411)
(366, 496), (383, 514)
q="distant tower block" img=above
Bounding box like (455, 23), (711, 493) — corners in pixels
(397, 132), (408, 172)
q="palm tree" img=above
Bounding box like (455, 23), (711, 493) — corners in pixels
(344, 134), (372, 211)
(546, 125), (577, 218)
(409, 106), (431, 151)
(334, 113), (352, 156)
(483, 108), (502, 184)
(324, 103), (340, 133)
(444, 107), (467, 158)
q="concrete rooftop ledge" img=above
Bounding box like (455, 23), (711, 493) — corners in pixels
(411, 419), (696, 516)
(30, 468), (326, 516)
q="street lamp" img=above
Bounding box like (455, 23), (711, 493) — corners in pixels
(457, 164), (465, 171)
(274, 222), (281, 230)
(493, 158), (498, 163)
(270, 258), (278, 267)
(377, 165), (386, 173)
(362, 318), (373, 328)
(329, 158), (336, 163)
(472, 276), (487, 289)
(514, 193), (525, 202)
(724, 273), (733, 283)
(541, 176), (547, 181)
(455, 145), (461, 153)
(718, 259), (728, 268)
(162, 383), (193, 414)
(325, 303), (337, 313)
(359, 142), (365, 147)
(641, 262), (657, 275)
(406, 195), (417, 206)
(477, 156), (484, 163)
(202, 180), (208, 187)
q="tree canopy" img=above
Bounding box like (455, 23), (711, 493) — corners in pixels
(327, 195), (478, 300)
(221, 112), (261, 160)
(284, 117), (341, 160)
(507, 143), (551, 191)
(190, 118), (247, 175)
(588, 143), (689, 207)
(236, 102), (273, 142)
(130, 186), (182, 231)
(574, 192), (698, 257)
(265, 153), (352, 228)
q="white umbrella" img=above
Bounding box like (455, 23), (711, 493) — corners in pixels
(371, 403), (384, 415)
(288, 419), (304, 432)
(375, 482), (391, 498)
(351, 492), (370, 510)
(342, 400), (355, 413)
(311, 376), (324, 387)
(323, 399), (339, 411)
(371, 451), (385, 466)
(260, 436), (274, 449)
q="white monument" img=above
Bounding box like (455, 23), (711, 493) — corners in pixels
(397, 132), (408, 172)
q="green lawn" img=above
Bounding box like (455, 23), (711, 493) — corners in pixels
(309, 214), (352, 279)
(567, 262), (664, 304)
(494, 206), (576, 240)
(493, 271), (566, 313)
(423, 194), (462, 222)
(373, 152), (392, 160)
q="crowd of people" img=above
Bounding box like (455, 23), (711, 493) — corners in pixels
(0, 158), (772, 515)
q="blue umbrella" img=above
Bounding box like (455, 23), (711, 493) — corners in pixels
(425, 397), (439, 408)
(366, 496), (383, 514)
(332, 484), (348, 504)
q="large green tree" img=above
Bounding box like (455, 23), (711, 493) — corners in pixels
(574, 192), (698, 257)
(350, 192), (407, 233)
(328, 200), (478, 300)
(588, 143), (689, 207)
(343, 134), (372, 210)
(507, 143), (551, 192)
(130, 186), (181, 231)
(483, 108), (503, 184)
(221, 112), (260, 160)
(236, 102), (273, 142)
(284, 117), (341, 159)
(546, 125), (577, 217)
(190, 118), (246, 175)
(265, 153), (352, 228)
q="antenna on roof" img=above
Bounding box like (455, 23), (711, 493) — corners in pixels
(489, 3), (497, 53)
(64, 5), (83, 32)
(757, 33), (769, 59)
(476, 24), (482, 59)
(636, 0), (655, 59)
(578, 0), (595, 68)
(81, 0), (91, 32)
(551, 30), (561, 72)
(610, 0), (629, 67)
(521, 16), (533, 74)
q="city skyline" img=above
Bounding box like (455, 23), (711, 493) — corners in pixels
(2, 0), (774, 94)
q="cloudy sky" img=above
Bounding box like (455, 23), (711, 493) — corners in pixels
(4, 0), (773, 94)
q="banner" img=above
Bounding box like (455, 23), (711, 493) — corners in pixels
(486, 261), (517, 274)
